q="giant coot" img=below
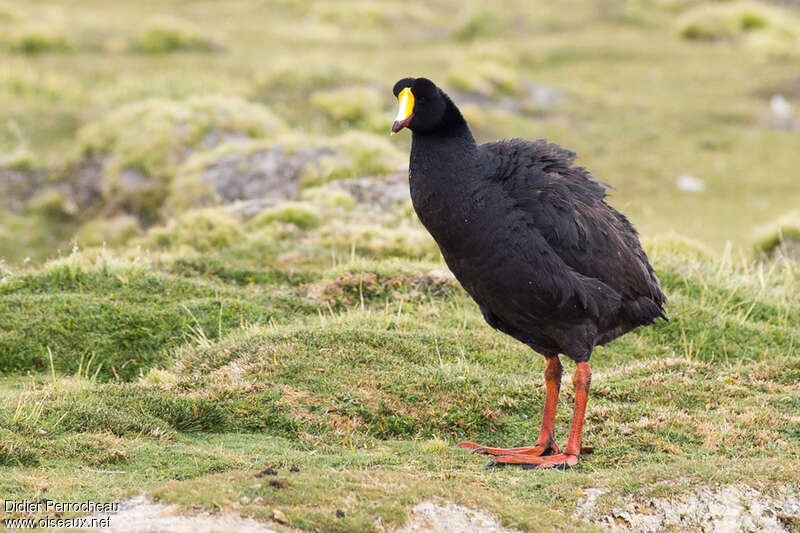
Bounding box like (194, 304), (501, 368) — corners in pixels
(391, 77), (667, 469)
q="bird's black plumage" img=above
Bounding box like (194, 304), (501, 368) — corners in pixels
(394, 77), (666, 363)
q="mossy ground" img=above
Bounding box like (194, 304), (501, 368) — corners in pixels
(1, 234), (798, 531)
(1, 0), (799, 531)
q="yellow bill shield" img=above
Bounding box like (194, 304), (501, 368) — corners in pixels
(391, 87), (414, 134)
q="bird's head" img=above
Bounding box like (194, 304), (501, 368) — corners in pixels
(390, 77), (448, 135)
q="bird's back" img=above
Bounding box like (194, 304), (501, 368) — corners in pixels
(479, 138), (667, 340)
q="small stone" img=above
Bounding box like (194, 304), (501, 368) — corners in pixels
(273, 509), (289, 524)
(290, 465), (300, 473)
(676, 174), (705, 193)
(240, 496), (251, 505)
(250, 483), (262, 490)
(771, 94), (793, 120)
(336, 509), (345, 518)
(253, 497), (265, 506)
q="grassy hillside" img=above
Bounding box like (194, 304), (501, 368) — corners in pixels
(1, 0), (800, 531)
(1, 221), (798, 530)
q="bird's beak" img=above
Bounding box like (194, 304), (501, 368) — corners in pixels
(391, 87), (414, 135)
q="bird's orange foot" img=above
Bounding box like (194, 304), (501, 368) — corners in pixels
(457, 440), (558, 457)
(488, 452), (580, 470)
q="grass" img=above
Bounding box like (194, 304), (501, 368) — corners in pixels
(1, 225), (798, 530)
(135, 16), (220, 54)
(1, 0), (799, 531)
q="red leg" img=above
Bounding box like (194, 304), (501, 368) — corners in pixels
(458, 356), (562, 457)
(490, 361), (592, 469)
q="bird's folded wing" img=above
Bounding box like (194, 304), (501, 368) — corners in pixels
(485, 138), (665, 307)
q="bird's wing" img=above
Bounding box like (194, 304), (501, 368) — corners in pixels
(483, 138), (666, 309)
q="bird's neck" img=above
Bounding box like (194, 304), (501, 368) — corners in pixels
(409, 97), (478, 179)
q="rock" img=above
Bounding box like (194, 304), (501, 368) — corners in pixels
(168, 143), (342, 216)
(598, 484), (800, 532)
(83, 494), (281, 533)
(772, 238), (800, 259)
(447, 80), (564, 116)
(62, 154), (105, 210)
(0, 166), (47, 211)
(395, 501), (522, 533)
(770, 94), (793, 120)
(226, 198), (282, 219)
(272, 509), (289, 524)
(199, 130), (252, 149)
(118, 169), (150, 194)
(201, 147), (330, 203)
(676, 174), (706, 192)
(762, 94), (797, 130)
(323, 172), (409, 209)
(520, 80), (564, 107)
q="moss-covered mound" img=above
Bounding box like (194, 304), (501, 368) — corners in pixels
(445, 57), (519, 98)
(1, 23), (73, 54)
(72, 96), (287, 222)
(310, 86), (386, 131)
(755, 211), (800, 259)
(0, 250), (314, 380)
(165, 132), (404, 214)
(135, 16), (221, 54)
(677, 2), (800, 52)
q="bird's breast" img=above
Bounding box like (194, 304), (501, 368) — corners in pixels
(409, 174), (486, 253)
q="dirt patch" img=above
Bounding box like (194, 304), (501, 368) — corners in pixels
(84, 494), (287, 532)
(305, 270), (455, 308)
(575, 485), (800, 532)
(393, 501), (522, 533)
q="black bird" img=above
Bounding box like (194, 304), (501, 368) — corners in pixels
(391, 77), (667, 469)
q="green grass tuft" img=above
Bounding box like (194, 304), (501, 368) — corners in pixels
(677, 1), (800, 52)
(754, 210), (800, 258)
(452, 9), (507, 42)
(3, 24), (72, 54)
(249, 202), (322, 231)
(135, 16), (220, 54)
(310, 86), (386, 131)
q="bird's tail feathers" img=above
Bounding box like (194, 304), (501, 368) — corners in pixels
(623, 296), (667, 326)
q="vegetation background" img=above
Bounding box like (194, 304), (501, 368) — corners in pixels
(0, 0), (798, 531)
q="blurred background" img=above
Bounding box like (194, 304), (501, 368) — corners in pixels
(0, 0), (799, 265)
